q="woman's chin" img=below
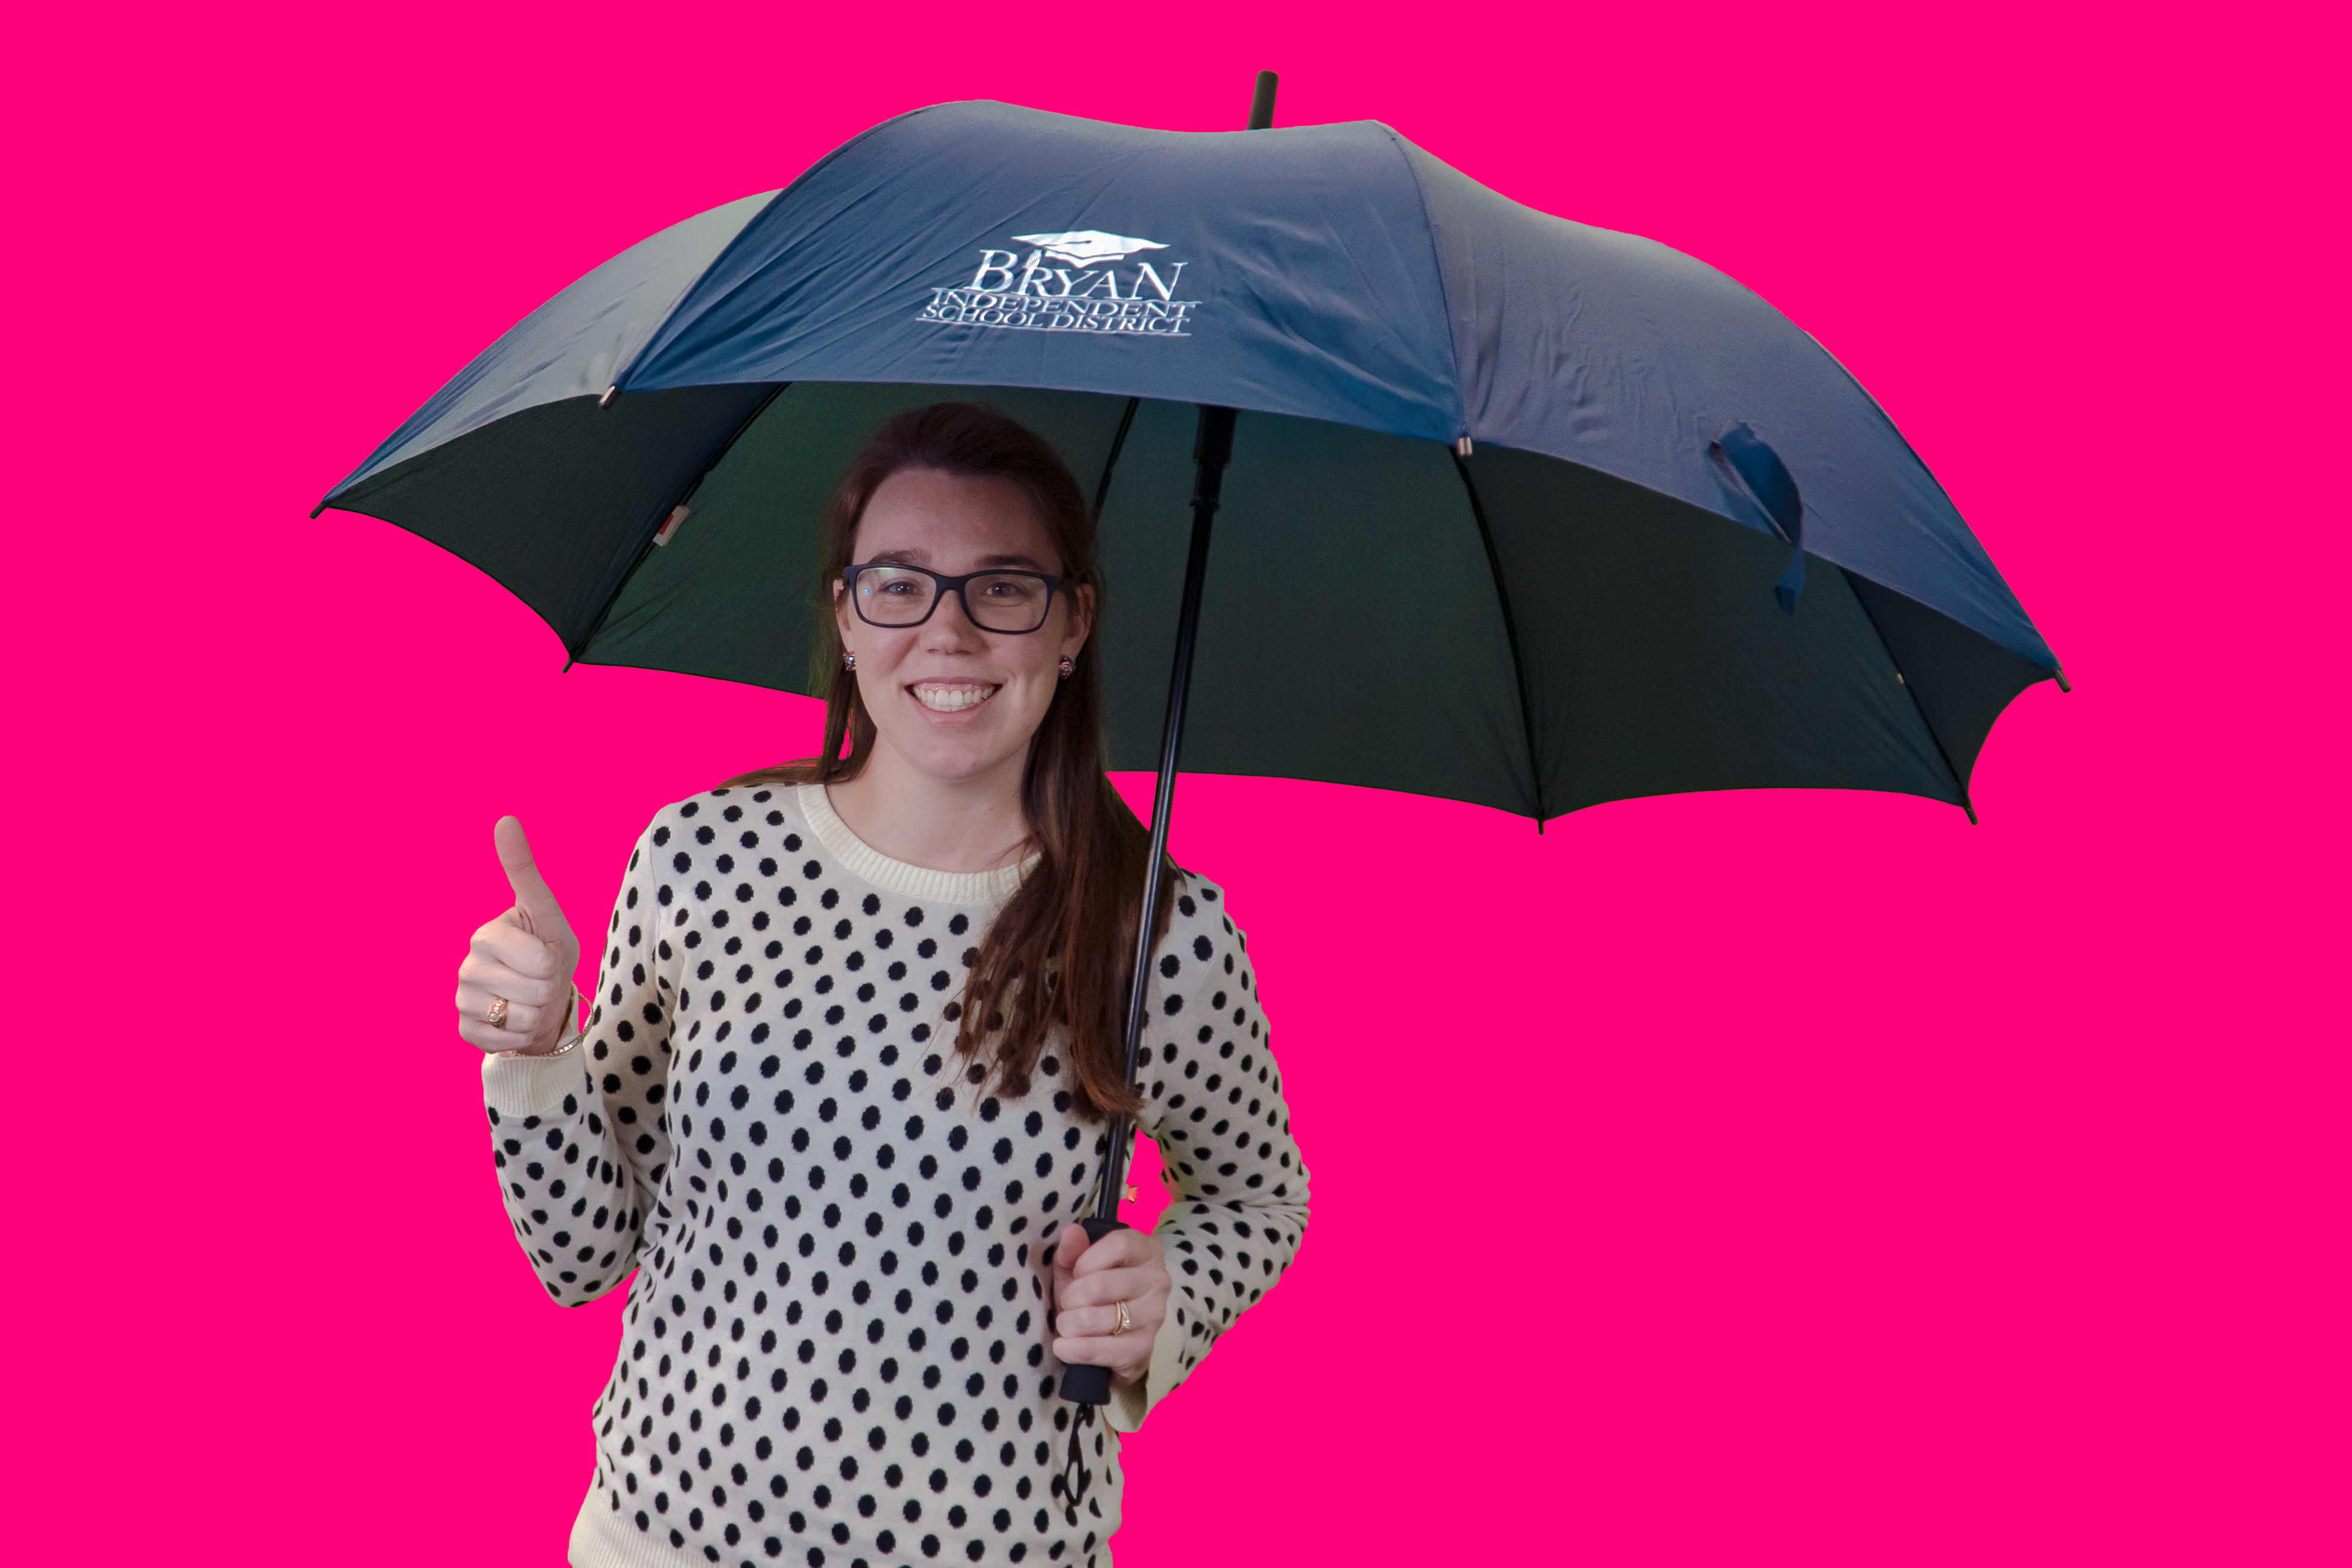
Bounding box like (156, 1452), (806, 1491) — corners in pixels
(874, 725), (1028, 788)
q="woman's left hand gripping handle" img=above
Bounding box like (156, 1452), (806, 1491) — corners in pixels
(1047, 1219), (1172, 1392)
(455, 816), (583, 1056)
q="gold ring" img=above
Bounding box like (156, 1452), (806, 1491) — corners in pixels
(1111, 1300), (1131, 1336)
(488, 996), (509, 1030)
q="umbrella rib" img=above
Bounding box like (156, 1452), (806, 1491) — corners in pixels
(564, 382), (791, 669)
(1090, 397), (1141, 522)
(1836, 565), (1979, 824)
(1451, 450), (1546, 831)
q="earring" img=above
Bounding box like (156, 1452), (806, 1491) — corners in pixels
(842, 651), (857, 672)
(1058, 656), (1074, 679)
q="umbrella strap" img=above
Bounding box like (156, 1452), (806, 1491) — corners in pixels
(1708, 421), (1808, 617)
(1055, 1404), (1097, 1524)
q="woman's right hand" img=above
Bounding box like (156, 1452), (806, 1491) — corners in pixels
(455, 816), (583, 1056)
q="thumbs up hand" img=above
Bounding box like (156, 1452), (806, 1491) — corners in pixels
(455, 816), (584, 1056)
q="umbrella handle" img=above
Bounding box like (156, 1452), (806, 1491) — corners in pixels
(1053, 1216), (1132, 1406)
(1058, 404), (1229, 1411)
(1056, 71), (1270, 1416)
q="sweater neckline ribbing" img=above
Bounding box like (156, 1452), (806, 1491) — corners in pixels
(794, 783), (1037, 906)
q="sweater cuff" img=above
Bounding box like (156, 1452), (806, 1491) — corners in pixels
(481, 1045), (594, 1120)
(1101, 1292), (1189, 1434)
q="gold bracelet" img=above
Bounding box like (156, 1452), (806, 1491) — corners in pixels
(497, 986), (587, 1061)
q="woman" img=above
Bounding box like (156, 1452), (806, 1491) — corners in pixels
(454, 402), (1310, 1568)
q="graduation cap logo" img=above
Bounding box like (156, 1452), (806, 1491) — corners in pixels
(1009, 231), (1169, 268)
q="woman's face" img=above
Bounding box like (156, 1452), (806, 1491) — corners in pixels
(832, 467), (1094, 791)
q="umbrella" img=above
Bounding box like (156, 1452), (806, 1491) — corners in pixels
(316, 73), (2064, 1407)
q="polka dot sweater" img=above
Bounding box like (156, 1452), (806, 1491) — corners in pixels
(482, 782), (1310, 1568)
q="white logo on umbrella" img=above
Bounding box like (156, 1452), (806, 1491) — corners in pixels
(917, 228), (1200, 338)
(1009, 231), (1169, 268)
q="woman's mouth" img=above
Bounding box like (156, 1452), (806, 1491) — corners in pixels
(911, 681), (1000, 713)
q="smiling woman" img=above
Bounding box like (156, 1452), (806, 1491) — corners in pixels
(452, 402), (1310, 1568)
(742, 403), (1150, 1125)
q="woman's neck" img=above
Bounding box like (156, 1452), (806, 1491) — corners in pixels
(822, 744), (1034, 875)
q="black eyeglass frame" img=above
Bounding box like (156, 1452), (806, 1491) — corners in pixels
(840, 562), (1070, 634)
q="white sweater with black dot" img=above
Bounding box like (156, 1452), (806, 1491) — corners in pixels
(483, 782), (1310, 1568)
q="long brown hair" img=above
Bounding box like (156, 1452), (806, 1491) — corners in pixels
(724, 402), (1175, 1122)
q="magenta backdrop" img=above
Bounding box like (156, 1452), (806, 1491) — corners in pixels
(5, 2), (2343, 1563)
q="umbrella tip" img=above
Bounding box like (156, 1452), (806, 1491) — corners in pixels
(1248, 71), (1279, 131)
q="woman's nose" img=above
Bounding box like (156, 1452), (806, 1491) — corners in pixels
(924, 588), (988, 646)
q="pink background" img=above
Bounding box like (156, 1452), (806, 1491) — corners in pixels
(5, 2), (2342, 1562)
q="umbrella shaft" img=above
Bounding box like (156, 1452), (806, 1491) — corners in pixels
(1093, 405), (1237, 1226)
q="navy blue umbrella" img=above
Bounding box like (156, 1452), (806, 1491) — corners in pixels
(319, 74), (2064, 1402)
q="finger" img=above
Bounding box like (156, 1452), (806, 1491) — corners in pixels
(1069, 1229), (1157, 1278)
(457, 1009), (536, 1053)
(454, 982), (553, 1040)
(470, 921), (562, 982)
(1049, 1223), (1092, 1278)
(1046, 1224), (1092, 1334)
(457, 1017), (510, 1054)
(494, 816), (568, 937)
(457, 945), (564, 1003)
(1052, 1265), (1164, 1310)
(458, 1007), (558, 1054)
(1051, 1301), (1160, 1340)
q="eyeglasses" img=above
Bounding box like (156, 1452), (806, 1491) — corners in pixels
(842, 563), (1066, 634)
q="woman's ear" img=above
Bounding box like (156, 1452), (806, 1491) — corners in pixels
(1061, 582), (1096, 662)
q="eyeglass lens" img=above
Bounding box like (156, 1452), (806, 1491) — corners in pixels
(854, 567), (1053, 632)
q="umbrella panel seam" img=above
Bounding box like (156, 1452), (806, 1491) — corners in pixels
(1451, 449), (1546, 828)
(1835, 564), (1977, 822)
(568, 382), (791, 667)
(1382, 125), (1469, 442)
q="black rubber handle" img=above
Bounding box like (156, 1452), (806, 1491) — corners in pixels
(1054, 1216), (1131, 1406)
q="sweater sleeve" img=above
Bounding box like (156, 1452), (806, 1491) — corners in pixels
(1103, 875), (1311, 1432)
(481, 814), (679, 1306)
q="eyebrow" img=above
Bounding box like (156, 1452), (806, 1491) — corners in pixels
(863, 548), (1053, 571)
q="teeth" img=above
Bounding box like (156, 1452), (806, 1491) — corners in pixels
(914, 684), (998, 712)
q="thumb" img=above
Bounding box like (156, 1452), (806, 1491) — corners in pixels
(493, 815), (567, 937)
(1054, 1221), (1089, 1275)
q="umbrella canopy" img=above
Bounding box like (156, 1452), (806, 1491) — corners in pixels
(319, 98), (2062, 824)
